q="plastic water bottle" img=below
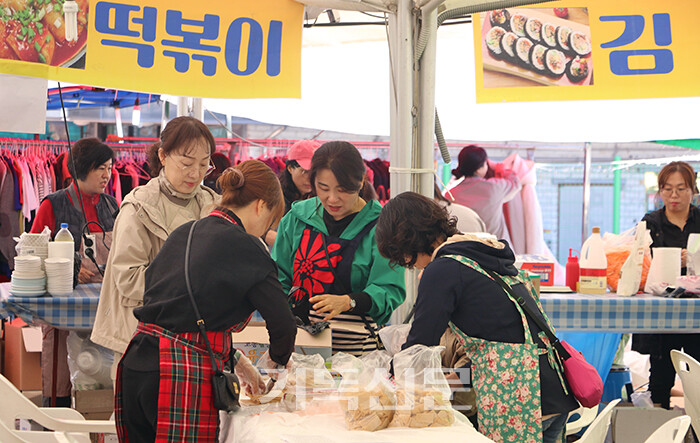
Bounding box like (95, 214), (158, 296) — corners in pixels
(50, 223), (75, 285)
(54, 223), (74, 243)
(579, 227), (607, 294)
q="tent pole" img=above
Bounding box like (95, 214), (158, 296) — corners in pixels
(177, 96), (189, 117)
(417, 8), (438, 198)
(388, 0), (417, 325)
(582, 142), (592, 242)
(192, 98), (204, 121)
(613, 154), (621, 234)
(388, 0), (414, 198)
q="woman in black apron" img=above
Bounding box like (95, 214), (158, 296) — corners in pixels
(271, 141), (406, 356)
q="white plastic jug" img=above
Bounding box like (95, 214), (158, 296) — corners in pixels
(579, 227), (607, 294)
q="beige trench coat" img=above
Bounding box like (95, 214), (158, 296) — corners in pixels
(90, 178), (217, 355)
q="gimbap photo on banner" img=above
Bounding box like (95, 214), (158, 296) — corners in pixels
(480, 7), (593, 88)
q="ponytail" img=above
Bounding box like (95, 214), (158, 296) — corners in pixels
(218, 160), (285, 225)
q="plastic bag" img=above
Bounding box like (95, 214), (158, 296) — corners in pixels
(687, 233), (700, 276)
(617, 221), (648, 296)
(332, 352), (396, 431)
(282, 353), (334, 411)
(14, 226), (51, 265)
(246, 352), (333, 411)
(602, 225), (652, 292)
(66, 331), (114, 390)
(390, 344), (454, 428)
(360, 349), (391, 370)
(377, 324), (411, 356)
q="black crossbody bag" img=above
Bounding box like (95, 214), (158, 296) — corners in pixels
(184, 221), (241, 413)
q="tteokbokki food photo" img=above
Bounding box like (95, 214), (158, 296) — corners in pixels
(0, 0), (88, 67)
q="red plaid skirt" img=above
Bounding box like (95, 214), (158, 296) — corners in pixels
(115, 317), (250, 442)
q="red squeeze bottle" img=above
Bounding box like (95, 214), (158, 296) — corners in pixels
(566, 249), (580, 292)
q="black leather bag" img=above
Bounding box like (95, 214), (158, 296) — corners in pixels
(211, 357), (241, 413)
(184, 221), (241, 413)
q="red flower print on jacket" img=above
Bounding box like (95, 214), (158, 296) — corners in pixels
(292, 229), (342, 300)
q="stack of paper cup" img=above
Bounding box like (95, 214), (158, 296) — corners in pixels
(44, 257), (73, 297)
(48, 241), (74, 264)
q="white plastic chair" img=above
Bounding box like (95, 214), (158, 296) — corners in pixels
(576, 399), (621, 443)
(671, 350), (700, 437)
(0, 418), (77, 442)
(566, 405), (599, 436)
(643, 415), (691, 443)
(0, 373), (116, 441)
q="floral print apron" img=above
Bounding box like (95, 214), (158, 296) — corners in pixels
(443, 254), (566, 443)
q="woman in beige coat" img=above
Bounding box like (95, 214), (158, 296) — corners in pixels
(91, 117), (218, 377)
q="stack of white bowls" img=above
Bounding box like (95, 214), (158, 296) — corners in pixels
(44, 257), (73, 297)
(10, 256), (46, 297)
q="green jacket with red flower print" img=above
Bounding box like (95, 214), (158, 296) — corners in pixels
(271, 197), (405, 325)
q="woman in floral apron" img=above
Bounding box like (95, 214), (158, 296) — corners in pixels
(116, 161), (297, 442)
(376, 192), (577, 443)
(272, 141), (405, 356)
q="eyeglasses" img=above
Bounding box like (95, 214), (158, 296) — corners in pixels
(170, 156), (215, 177)
(660, 187), (690, 196)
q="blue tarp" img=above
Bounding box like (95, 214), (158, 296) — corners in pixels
(46, 87), (159, 110)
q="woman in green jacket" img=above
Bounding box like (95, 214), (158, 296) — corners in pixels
(271, 141), (405, 355)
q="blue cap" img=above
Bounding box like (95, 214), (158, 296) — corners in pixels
(60, 223), (68, 229)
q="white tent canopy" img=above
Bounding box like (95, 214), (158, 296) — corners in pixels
(194, 2), (700, 144)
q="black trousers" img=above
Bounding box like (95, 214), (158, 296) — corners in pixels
(119, 366), (159, 442)
(648, 334), (700, 409)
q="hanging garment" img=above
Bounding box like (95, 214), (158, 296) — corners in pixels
(0, 157), (20, 269)
(501, 154), (565, 284)
(446, 172), (521, 243)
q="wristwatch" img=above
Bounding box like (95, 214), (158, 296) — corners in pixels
(348, 295), (357, 310)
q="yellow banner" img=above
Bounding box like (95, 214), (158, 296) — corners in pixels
(474, 0), (700, 103)
(0, 0), (303, 98)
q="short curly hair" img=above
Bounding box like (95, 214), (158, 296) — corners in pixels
(67, 138), (114, 181)
(375, 192), (458, 268)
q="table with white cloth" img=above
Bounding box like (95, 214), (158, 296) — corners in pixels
(221, 405), (493, 443)
(539, 292), (700, 333)
(0, 282), (100, 331)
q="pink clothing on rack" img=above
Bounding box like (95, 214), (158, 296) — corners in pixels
(35, 160), (46, 200)
(47, 162), (56, 195)
(29, 160), (41, 203)
(112, 165), (122, 205)
(501, 154), (565, 284)
(445, 171), (521, 243)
